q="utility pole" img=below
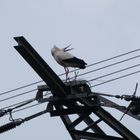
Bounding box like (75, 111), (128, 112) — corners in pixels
(13, 36), (140, 140)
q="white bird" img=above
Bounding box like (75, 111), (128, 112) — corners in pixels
(51, 45), (87, 81)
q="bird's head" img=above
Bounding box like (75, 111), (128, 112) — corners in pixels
(51, 44), (73, 56)
(51, 45), (61, 56)
(63, 44), (74, 52)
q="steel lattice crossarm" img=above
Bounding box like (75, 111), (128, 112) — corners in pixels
(13, 36), (140, 140)
(36, 83), (140, 121)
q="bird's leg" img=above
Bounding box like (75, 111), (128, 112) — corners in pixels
(64, 67), (68, 82)
(66, 67), (70, 82)
(64, 67), (69, 82)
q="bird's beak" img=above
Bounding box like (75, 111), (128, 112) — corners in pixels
(64, 44), (74, 52)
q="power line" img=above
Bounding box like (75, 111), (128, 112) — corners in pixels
(91, 70), (140, 88)
(0, 81), (42, 96)
(12, 103), (43, 114)
(1, 92), (51, 111)
(2, 69), (140, 115)
(1, 58), (140, 104)
(0, 102), (43, 117)
(1, 98), (36, 110)
(4, 64), (140, 110)
(70, 54), (140, 79)
(0, 48), (140, 96)
(88, 63), (140, 82)
(1, 68), (138, 114)
(87, 48), (140, 68)
(0, 89), (37, 103)
(3, 68), (140, 114)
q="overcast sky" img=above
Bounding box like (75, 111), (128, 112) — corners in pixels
(0, 0), (140, 139)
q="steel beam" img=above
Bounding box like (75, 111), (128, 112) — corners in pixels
(78, 97), (140, 140)
(68, 113), (90, 129)
(50, 107), (91, 116)
(82, 119), (102, 132)
(72, 130), (124, 140)
(14, 36), (79, 140)
(54, 104), (80, 140)
(14, 36), (70, 97)
(98, 95), (140, 121)
(95, 107), (140, 140)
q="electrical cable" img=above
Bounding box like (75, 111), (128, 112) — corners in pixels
(0, 89), (37, 103)
(4, 70), (140, 114)
(1, 98), (36, 110)
(88, 63), (140, 82)
(87, 48), (140, 68)
(1, 48), (140, 134)
(1, 60), (140, 104)
(0, 92), (52, 111)
(91, 70), (140, 88)
(0, 49), (140, 115)
(70, 55), (140, 80)
(0, 81), (42, 96)
(0, 48), (140, 96)
(4, 69), (140, 114)
(12, 103), (42, 114)
(1, 70), (140, 115)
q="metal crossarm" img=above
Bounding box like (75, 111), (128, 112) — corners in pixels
(98, 96), (140, 121)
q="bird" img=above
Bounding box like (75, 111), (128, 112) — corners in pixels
(51, 45), (87, 82)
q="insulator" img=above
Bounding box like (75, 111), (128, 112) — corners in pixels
(0, 119), (23, 134)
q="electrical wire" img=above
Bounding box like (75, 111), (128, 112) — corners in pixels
(4, 68), (140, 114)
(1, 67), (140, 116)
(0, 48), (140, 115)
(91, 70), (140, 88)
(0, 48), (140, 96)
(1, 48), (140, 130)
(88, 63), (140, 82)
(1, 98), (36, 110)
(0, 81), (42, 96)
(87, 48), (140, 68)
(12, 103), (43, 114)
(1, 57), (140, 104)
(70, 54), (140, 80)
(0, 89), (37, 103)
(2, 70), (140, 115)
(1, 92), (52, 111)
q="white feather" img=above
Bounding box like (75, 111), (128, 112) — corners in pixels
(51, 45), (87, 68)
(51, 46), (73, 66)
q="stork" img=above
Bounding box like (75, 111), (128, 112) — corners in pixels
(51, 45), (87, 82)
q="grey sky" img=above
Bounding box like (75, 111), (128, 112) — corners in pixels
(0, 0), (140, 139)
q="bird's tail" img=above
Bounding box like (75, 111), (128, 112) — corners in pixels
(76, 58), (87, 69)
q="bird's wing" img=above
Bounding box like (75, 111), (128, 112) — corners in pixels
(56, 51), (74, 61)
